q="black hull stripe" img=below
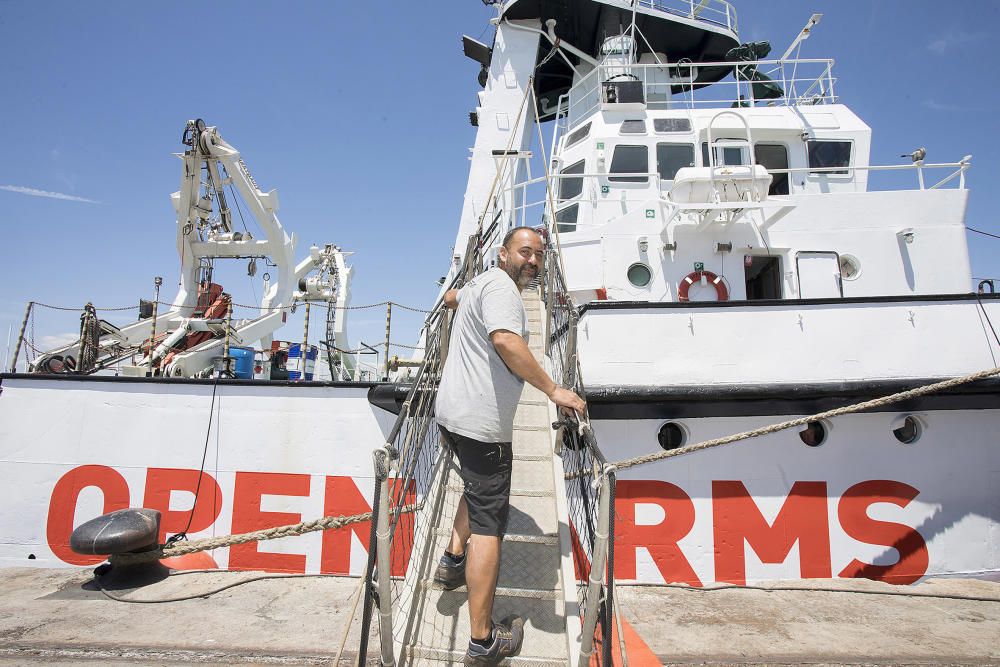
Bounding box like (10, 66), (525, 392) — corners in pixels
(586, 378), (1000, 419)
(579, 291), (1000, 314)
(0, 372), (380, 390)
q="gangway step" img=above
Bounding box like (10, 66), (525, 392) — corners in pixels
(405, 645), (568, 667)
(513, 453), (553, 462)
(430, 529), (559, 546)
(446, 483), (554, 498)
(420, 582), (562, 599)
(401, 588), (569, 665)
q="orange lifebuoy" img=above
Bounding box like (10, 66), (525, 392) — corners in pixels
(677, 270), (729, 302)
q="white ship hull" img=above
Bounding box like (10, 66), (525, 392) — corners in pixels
(592, 407), (1000, 585)
(0, 376), (392, 574)
(1, 373), (996, 584)
(3, 0), (998, 594)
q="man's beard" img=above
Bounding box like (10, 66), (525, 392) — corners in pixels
(505, 262), (538, 289)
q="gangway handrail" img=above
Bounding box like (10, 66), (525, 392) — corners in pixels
(532, 75), (617, 666)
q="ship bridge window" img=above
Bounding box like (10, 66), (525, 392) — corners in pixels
(807, 140), (852, 174)
(565, 122), (592, 149)
(656, 143), (695, 181)
(608, 145), (649, 183)
(744, 255), (781, 300)
(754, 143), (789, 195)
(701, 141), (748, 167)
(559, 159), (585, 201)
(555, 203), (578, 233)
(653, 118), (692, 133)
(620, 120), (646, 134)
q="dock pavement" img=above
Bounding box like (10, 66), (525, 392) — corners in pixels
(0, 567), (996, 665)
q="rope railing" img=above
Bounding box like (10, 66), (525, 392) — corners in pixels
(359, 81), (533, 662)
(7, 297), (432, 375)
(28, 299), (432, 313)
(542, 249), (616, 667)
(360, 232), (492, 666)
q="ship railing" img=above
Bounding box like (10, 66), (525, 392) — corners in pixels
(543, 239), (617, 666)
(497, 0), (737, 33)
(766, 158), (974, 191)
(638, 0), (737, 32)
(556, 57), (837, 132)
(499, 156), (973, 232)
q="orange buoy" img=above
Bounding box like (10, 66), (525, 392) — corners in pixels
(161, 551), (219, 571)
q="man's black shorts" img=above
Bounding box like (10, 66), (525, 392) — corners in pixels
(439, 425), (512, 537)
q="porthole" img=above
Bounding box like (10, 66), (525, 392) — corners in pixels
(798, 420), (827, 447)
(839, 254), (861, 281)
(892, 415), (922, 444)
(657, 422), (687, 451)
(627, 262), (652, 288)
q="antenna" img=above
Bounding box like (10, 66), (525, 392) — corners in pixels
(780, 13), (823, 61)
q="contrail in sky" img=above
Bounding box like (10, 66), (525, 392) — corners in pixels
(0, 184), (99, 204)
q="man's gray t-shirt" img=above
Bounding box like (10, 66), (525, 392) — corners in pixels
(436, 267), (528, 442)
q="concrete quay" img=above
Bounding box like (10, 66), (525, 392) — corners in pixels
(0, 567), (996, 665)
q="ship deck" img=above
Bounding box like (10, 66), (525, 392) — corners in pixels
(0, 567), (996, 665)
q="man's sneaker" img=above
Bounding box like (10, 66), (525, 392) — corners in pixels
(464, 615), (524, 666)
(433, 552), (466, 590)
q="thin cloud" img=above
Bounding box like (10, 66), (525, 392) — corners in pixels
(0, 185), (99, 204)
(927, 29), (979, 54)
(921, 99), (962, 112)
(38, 333), (79, 350)
(927, 38), (948, 54)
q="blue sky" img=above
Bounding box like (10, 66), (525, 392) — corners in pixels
(1, 1), (998, 367)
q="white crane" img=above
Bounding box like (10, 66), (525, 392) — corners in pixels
(29, 120), (354, 378)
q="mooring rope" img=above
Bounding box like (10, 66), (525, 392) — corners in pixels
(111, 504), (418, 566)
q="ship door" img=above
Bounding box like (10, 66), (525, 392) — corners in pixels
(796, 251), (843, 298)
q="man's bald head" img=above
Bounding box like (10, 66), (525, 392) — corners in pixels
(502, 226), (543, 250)
(498, 226), (545, 290)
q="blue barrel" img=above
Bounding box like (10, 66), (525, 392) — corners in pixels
(229, 347), (255, 379)
(287, 343), (318, 381)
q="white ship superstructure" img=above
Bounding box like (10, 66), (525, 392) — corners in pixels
(442, 0), (1000, 586)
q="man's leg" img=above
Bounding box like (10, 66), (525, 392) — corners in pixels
(448, 495), (471, 556)
(465, 534), (501, 640)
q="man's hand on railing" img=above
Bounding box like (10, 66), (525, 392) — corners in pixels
(548, 385), (586, 416)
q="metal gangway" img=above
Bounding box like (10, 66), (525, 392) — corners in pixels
(356, 230), (618, 666)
